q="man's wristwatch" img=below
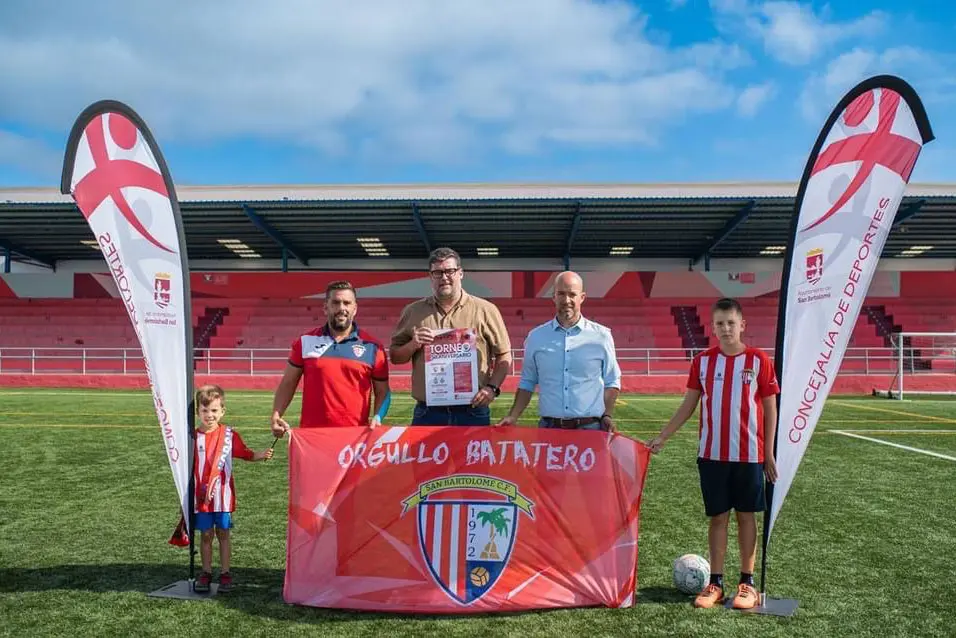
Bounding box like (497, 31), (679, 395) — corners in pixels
(601, 413), (613, 422)
(485, 384), (501, 397)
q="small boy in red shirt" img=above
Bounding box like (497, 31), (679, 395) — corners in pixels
(192, 384), (272, 593)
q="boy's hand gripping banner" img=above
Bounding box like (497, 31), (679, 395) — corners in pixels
(285, 426), (650, 613)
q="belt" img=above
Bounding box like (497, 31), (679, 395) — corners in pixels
(542, 416), (601, 429)
(416, 401), (478, 411)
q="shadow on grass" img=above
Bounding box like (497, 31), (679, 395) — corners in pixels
(636, 586), (693, 605)
(0, 563), (620, 623)
(1, 564), (293, 598)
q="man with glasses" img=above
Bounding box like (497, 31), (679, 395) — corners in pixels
(390, 247), (512, 426)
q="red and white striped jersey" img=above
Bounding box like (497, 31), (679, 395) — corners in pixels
(687, 346), (779, 463)
(193, 426), (255, 513)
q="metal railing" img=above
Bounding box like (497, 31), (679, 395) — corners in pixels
(0, 345), (939, 376)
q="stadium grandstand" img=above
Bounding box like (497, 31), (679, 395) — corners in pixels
(1, 182), (954, 393)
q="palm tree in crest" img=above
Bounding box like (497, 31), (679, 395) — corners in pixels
(477, 508), (510, 560)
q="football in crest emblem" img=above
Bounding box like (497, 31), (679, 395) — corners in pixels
(805, 248), (824, 285)
(402, 474), (534, 605)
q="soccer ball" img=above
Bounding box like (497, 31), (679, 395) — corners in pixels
(673, 554), (710, 594)
(470, 566), (490, 587)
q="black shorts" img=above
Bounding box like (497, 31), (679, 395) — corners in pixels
(697, 459), (765, 517)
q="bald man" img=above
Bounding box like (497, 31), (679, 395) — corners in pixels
(498, 271), (622, 432)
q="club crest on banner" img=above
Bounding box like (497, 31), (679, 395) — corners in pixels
(402, 475), (534, 605)
(805, 249), (824, 285)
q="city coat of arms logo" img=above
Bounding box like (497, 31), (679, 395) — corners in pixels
(153, 272), (172, 309)
(805, 248), (824, 285)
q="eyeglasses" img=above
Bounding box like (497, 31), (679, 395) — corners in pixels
(429, 268), (460, 280)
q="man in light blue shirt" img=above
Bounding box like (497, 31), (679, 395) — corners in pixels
(497, 271), (622, 432)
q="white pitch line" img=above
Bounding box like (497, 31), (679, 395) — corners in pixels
(830, 430), (956, 462)
(827, 429), (956, 434)
(0, 389), (417, 400)
(0, 392), (678, 401)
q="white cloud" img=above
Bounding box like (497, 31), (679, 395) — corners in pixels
(711, 1), (886, 65)
(736, 81), (775, 116)
(677, 41), (753, 71)
(0, 130), (61, 179)
(0, 0), (749, 166)
(798, 46), (954, 122)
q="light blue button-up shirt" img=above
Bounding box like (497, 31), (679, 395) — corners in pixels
(518, 317), (622, 419)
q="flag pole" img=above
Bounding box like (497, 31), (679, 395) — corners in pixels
(188, 405), (196, 583)
(759, 449), (777, 597)
(760, 88), (820, 597)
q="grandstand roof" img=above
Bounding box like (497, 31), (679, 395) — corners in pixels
(2, 182), (955, 267)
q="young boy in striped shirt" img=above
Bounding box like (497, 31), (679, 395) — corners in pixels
(649, 298), (779, 610)
(193, 384), (273, 593)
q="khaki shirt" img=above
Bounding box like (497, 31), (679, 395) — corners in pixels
(391, 291), (511, 403)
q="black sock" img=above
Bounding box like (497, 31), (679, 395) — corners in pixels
(739, 572), (754, 586)
(709, 573), (723, 588)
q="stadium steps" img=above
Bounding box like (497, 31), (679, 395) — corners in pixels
(194, 306), (229, 354)
(671, 305), (706, 351)
(876, 301), (937, 371)
(864, 304), (903, 348)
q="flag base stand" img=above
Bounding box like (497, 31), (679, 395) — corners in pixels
(147, 579), (219, 600)
(726, 594), (798, 617)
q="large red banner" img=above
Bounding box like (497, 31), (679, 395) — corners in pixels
(285, 426), (651, 613)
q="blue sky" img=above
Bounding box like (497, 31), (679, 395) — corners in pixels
(1, 0), (954, 187)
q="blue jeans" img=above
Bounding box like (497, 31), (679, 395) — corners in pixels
(538, 418), (603, 431)
(412, 402), (490, 426)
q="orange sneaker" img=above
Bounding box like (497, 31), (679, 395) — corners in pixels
(732, 583), (759, 610)
(694, 583), (725, 608)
